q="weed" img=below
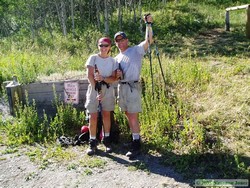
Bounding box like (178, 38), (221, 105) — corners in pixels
(83, 169), (93, 176)
(79, 156), (107, 169)
(1, 147), (19, 154)
(25, 172), (37, 181)
(0, 157), (7, 161)
(5, 88), (86, 145)
(67, 163), (78, 170)
(0, 0), (249, 180)
(128, 161), (149, 173)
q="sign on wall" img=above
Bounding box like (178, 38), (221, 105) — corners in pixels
(64, 81), (79, 104)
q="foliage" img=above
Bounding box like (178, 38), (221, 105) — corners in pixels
(51, 93), (86, 137)
(26, 145), (77, 170)
(1, 0), (249, 85)
(0, 30), (102, 84)
(0, 0), (249, 180)
(5, 90), (86, 145)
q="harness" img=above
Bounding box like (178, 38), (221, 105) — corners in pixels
(95, 80), (110, 92)
(93, 55), (110, 91)
(120, 81), (138, 92)
(101, 80), (110, 88)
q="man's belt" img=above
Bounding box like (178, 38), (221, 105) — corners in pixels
(120, 81), (138, 92)
(121, 81), (138, 84)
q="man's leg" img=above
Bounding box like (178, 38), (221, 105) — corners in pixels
(125, 112), (141, 158)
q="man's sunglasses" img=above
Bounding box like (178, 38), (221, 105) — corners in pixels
(115, 38), (126, 43)
(99, 44), (109, 47)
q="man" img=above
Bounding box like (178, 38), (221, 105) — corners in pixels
(114, 14), (153, 158)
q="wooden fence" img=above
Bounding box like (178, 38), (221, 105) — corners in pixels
(225, 4), (250, 38)
(6, 78), (89, 116)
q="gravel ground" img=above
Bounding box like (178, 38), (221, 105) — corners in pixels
(0, 98), (193, 188)
(0, 145), (193, 188)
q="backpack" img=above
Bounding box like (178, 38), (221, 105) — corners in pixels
(57, 131), (89, 147)
(57, 111), (120, 147)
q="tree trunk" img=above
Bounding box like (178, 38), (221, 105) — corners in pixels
(71, 0), (75, 37)
(132, 0), (137, 23)
(246, 5), (250, 39)
(104, 0), (109, 35)
(61, 1), (67, 36)
(96, 0), (101, 30)
(55, 0), (67, 36)
(139, 0), (143, 36)
(118, 0), (122, 30)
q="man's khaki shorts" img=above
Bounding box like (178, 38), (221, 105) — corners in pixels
(117, 82), (142, 113)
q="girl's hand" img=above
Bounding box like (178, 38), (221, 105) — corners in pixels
(94, 73), (104, 82)
(96, 94), (102, 101)
(116, 69), (123, 80)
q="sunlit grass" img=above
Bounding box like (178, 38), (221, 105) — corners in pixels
(0, 0), (249, 179)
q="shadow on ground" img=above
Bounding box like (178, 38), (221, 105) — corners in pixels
(98, 143), (193, 186)
(157, 28), (250, 58)
(98, 140), (250, 187)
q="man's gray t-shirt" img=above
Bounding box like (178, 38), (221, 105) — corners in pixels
(115, 42), (146, 82)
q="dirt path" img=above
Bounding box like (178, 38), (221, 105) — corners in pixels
(0, 93), (193, 188)
(0, 144), (192, 188)
(0, 96), (192, 188)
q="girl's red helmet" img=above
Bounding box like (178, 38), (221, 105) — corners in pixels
(81, 125), (89, 133)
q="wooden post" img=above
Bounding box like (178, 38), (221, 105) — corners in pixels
(246, 5), (250, 39)
(225, 10), (230, 31)
(5, 76), (22, 116)
(225, 4), (250, 32)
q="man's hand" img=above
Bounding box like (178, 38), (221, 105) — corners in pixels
(144, 13), (153, 24)
(116, 69), (123, 80)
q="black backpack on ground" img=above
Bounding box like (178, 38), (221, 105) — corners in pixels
(57, 111), (120, 147)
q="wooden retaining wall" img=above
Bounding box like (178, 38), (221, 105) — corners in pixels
(21, 79), (89, 108)
(6, 78), (89, 116)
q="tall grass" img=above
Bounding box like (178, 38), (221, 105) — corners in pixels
(4, 90), (86, 145)
(0, 0), (249, 179)
(0, 30), (103, 84)
(139, 55), (211, 153)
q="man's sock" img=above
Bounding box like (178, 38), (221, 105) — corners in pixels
(132, 133), (140, 140)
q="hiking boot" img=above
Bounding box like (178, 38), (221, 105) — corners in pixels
(86, 139), (97, 156)
(125, 139), (141, 159)
(102, 136), (112, 153)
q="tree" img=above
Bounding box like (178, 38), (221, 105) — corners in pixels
(104, 0), (109, 35)
(70, 0), (75, 37)
(55, 0), (67, 36)
(117, 0), (122, 30)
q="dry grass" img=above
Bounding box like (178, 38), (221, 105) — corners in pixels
(170, 27), (250, 158)
(182, 59), (249, 157)
(37, 71), (86, 83)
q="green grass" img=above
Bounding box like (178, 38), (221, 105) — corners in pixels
(0, 0), (249, 181)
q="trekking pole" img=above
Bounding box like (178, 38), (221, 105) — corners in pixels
(154, 40), (167, 93)
(144, 13), (154, 98)
(94, 64), (104, 140)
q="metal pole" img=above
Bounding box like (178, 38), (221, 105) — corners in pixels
(225, 10), (230, 31)
(154, 41), (167, 90)
(147, 24), (154, 98)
